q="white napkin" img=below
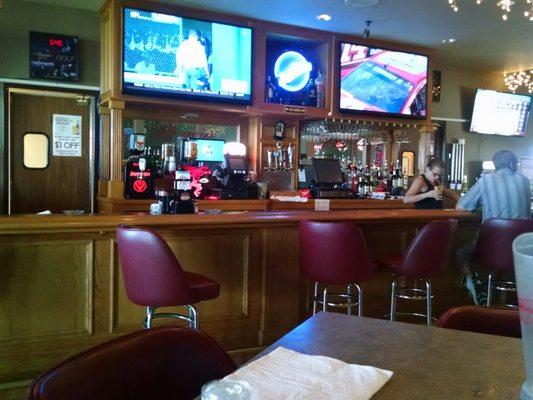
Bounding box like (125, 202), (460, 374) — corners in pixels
(224, 347), (393, 400)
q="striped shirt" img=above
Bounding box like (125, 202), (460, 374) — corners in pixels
(458, 168), (531, 222)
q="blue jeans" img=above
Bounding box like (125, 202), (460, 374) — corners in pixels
(457, 239), (488, 306)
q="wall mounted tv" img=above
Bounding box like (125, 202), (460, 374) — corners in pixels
(470, 89), (531, 137)
(122, 7), (253, 105)
(339, 42), (429, 119)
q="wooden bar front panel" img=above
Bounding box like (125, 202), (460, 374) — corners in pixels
(0, 210), (478, 397)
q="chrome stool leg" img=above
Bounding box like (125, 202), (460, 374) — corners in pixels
(487, 273), (493, 307)
(144, 306), (154, 329)
(425, 279), (432, 326)
(354, 284), (363, 317)
(390, 279), (397, 321)
(347, 284), (353, 316)
(188, 304), (199, 329)
(322, 286), (329, 312)
(313, 282), (319, 315)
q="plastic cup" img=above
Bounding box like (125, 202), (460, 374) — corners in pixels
(513, 233), (533, 400)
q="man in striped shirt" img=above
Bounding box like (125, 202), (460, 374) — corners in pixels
(456, 150), (531, 305)
(456, 150), (531, 220)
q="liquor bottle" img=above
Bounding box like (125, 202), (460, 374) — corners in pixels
(316, 71), (325, 108)
(172, 167), (195, 214)
(307, 79), (317, 107)
(265, 75), (276, 103)
(402, 170), (409, 191)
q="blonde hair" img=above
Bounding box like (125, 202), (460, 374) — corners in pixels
(426, 158), (444, 171)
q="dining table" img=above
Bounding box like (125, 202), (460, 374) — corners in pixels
(237, 312), (525, 399)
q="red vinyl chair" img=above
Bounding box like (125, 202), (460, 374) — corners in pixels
(299, 220), (377, 316)
(27, 326), (236, 400)
(437, 306), (521, 338)
(116, 226), (220, 329)
(473, 218), (533, 307)
(376, 219), (458, 325)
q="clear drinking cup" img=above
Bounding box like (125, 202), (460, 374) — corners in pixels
(201, 379), (251, 400)
(513, 233), (533, 400)
(435, 185), (444, 200)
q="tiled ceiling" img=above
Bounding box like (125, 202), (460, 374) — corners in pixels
(22, 0), (533, 72)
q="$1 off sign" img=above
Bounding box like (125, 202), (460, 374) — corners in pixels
(52, 114), (82, 157)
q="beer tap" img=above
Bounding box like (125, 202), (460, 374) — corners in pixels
(287, 143), (294, 170)
(266, 148), (273, 170)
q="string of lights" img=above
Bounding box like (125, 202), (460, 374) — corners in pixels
(448, 0), (533, 21)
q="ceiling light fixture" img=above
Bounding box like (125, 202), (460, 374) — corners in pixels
(363, 20), (372, 38)
(441, 38), (457, 43)
(448, 0), (533, 21)
(316, 14), (332, 21)
(503, 69), (533, 93)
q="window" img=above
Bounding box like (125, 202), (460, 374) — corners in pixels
(23, 132), (49, 169)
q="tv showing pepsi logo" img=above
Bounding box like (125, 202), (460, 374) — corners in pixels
(339, 42), (429, 119)
(122, 7), (253, 105)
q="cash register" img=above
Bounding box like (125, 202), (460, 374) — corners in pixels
(217, 142), (258, 199)
(309, 158), (355, 199)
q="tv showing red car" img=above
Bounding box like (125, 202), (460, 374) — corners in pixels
(339, 43), (429, 119)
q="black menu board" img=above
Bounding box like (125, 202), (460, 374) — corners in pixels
(29, 31), (78, 81)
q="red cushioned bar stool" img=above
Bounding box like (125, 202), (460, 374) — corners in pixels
(116, 226), (220, 329)
(473, 218), (533, 308)
(299, 220), (377, 316)
(376, 219), (458, 326)
(437, 305), (521, 338)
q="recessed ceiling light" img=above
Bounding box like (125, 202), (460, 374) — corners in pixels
(316, 14), (332, 21)
(442, 38), (457, 43)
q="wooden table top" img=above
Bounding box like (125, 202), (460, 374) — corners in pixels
(254, 312), (524, 399)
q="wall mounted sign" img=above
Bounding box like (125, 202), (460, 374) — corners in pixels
(52, 114), (82, 157)
(30, 31), (79, 81)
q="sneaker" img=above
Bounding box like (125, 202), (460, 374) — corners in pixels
(463, 272), (479, 305)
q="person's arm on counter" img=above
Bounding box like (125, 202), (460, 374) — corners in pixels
(455, 179), (483, 211)
(443, 187), (461, 202)
(403, 175), (440, 204)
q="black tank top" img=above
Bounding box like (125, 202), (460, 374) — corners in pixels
(414, 174), (443, 209)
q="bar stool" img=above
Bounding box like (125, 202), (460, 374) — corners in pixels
(473, 218), (533, 307)
(116, 226), (220, 329)
(437, 306), (521, 338)
(299, 220), (377, 316)
(376, 219), (458, 325)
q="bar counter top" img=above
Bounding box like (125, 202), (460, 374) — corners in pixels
(0, 208), (479, 233)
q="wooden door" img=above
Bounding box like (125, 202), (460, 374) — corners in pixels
(9, 89), (95, 214)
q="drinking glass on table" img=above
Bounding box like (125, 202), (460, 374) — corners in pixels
(201, 379), (251, 400)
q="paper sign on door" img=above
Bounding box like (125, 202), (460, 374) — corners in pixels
(52, 114), (82, 157)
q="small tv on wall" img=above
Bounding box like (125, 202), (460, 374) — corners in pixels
(470, 89), (531, 136)
(122, 7), (253, 105)
(339, 42), (429, 119)
(29, 31), (79, 81)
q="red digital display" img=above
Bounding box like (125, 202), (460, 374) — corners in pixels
(48, 38), (63, 47)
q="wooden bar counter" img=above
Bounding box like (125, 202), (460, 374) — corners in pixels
(0, 209), (479, 397)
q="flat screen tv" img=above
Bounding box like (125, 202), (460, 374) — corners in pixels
(470, 89), (531, 136)
(122, 7), (253, 105)
(339, 42), (429, 119)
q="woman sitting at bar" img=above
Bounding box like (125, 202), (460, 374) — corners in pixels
(403, 158), (460, 209)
